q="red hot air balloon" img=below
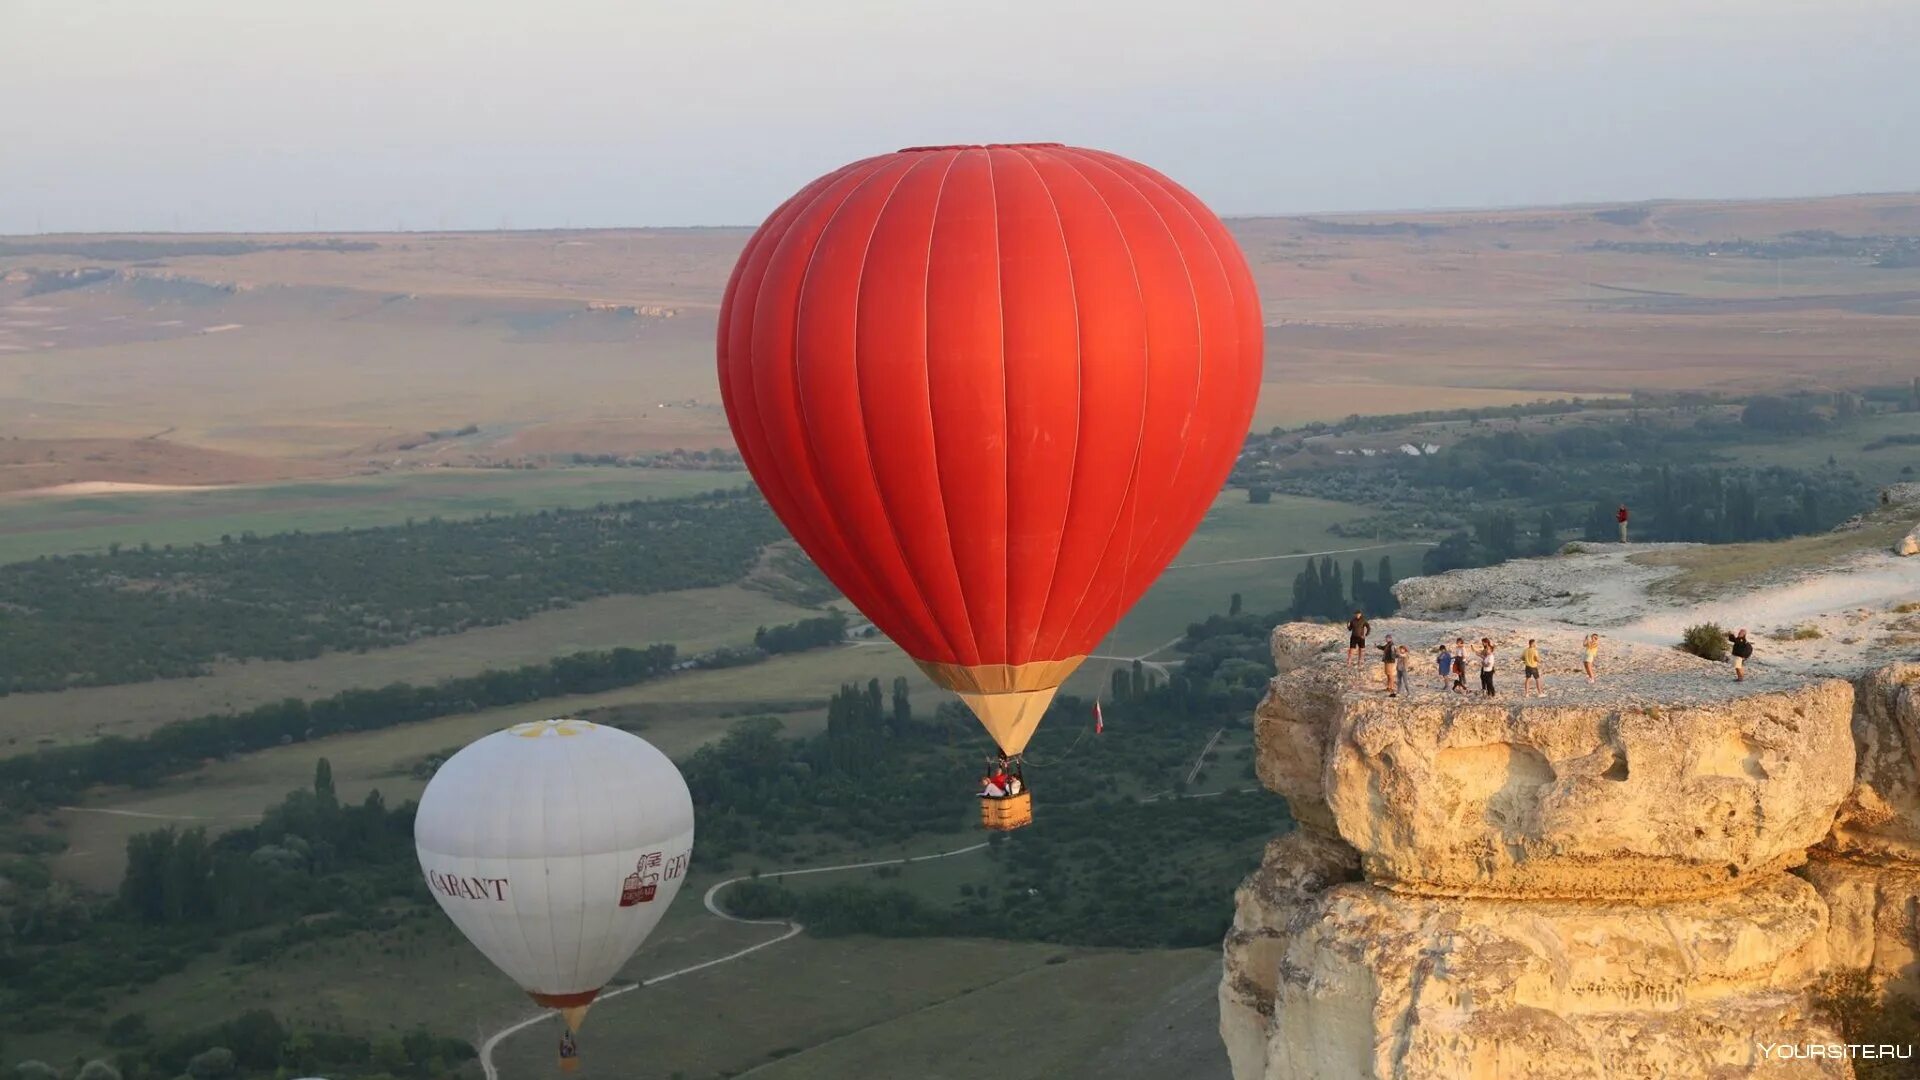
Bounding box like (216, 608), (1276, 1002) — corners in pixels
(718, 143), (1263, 762)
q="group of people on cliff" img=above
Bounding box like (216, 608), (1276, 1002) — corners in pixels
(1345, 612), (1755, 697)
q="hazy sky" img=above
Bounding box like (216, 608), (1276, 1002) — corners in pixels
(3, 0), (1916, 233)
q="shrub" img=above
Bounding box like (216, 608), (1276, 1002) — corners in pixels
(1679, 623), (1730, 661)
(1771, 624), (1823, 641)
(1812, 972), (1920, 1078)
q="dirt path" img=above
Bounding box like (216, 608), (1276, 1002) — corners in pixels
(477, 841), (990, 1080)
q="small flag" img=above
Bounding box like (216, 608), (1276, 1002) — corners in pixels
(1094, 700), (1104, 735)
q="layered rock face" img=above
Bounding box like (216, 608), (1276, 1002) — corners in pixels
(1809, 662), (1920, 1001)
(1226, 624), (1872, 1079)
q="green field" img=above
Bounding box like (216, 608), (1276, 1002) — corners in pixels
(2, 583), (821, 751)
(1721, 411), (1920, 489)
(51, 644), (925, 889)
(39, 489), (1406, 891)
(0, 466), (752, 563)
(491, 934), (1218, 1080)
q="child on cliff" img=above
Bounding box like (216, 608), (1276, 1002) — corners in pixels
(1727, 628), (1754, 681)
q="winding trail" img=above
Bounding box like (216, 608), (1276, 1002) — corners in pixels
(478, 841), (988, 1080)
(1186, 728), (1227, 787)
(1167, 540), (1424, 570)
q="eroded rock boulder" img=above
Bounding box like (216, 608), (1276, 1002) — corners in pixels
(1219, 830), (1363, 1080)
(1828, 662), (1920, 864)
(1269, 876), (1845, 1079)
(1802, 852), (1920, 1000)
(1256, 629), (1855, 900)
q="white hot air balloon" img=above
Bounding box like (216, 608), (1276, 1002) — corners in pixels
(415, 718), (694, 1071)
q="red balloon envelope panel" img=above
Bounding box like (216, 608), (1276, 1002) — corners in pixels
(718, 143), (1263, 754)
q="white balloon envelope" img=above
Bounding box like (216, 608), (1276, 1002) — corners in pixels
(415, 718), (694, 1041)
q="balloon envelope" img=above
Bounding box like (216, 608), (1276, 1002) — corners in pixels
(718, 143), (1264, 752)
(415, 718), (694, 1010)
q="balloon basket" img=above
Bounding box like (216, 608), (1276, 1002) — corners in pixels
(980, 790), (1033, 831)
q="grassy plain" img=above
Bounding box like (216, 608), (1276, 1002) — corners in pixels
(1633, 514), (1914, 598)
(2, 583), (814, 750)
(49, 644), (923, 889)
(1716, 411), (1920, 489)
(0, 466), (750, 563)
(6, 193), (1918, 492)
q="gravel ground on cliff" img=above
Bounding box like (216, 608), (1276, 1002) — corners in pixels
(1389, 536), (1920, 680)
(1280, 621), (1835, 709)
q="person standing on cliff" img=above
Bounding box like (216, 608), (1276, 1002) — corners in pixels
(1522, 638), (1544, 697)
(1347, 610), (1371, 670)
(1396, 645), (1412, 699)
(1727, 628), (1754, 681)
(1477, 637), (1498, 697)
(1377, 633), (1398, 694)
(1433, 643), (1452, 691)
(1617, 504), (1630, 543)
(1583, 633), (1601, 683)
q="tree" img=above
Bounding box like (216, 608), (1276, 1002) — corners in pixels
(104, 1012), (150, 1047)
(12, 1063), (58, 1080)
(1228, 592), (1242, 616)
(77, 1062), (122, 1080)
(313, 758), (336, 805)
(1247, 485), (1272, 504)
(1535, 510), (1558, 556)
(1350, 560), (1366, 607)
(186, 1047), (237, 1079)
(1476, 511), (1518, 560)
(890, 676), (912, 734)
(1741, 395), (1823, 434)
(371, 1034), (410, 1073)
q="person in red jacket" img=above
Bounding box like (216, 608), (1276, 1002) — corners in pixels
(1616, 504), (1630, 543)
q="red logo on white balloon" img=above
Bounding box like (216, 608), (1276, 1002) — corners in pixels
(620, 852), (662, 906)
(619, 850), (687, 906)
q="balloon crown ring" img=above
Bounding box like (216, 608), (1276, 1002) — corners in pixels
(509, 718), (592, 738)
(896, 142), (1066, 153)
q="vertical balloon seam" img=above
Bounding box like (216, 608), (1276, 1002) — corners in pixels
(560, 733), (593, 994)
(984, 148), (1016, 667)
(990, 145), (1078, 669)
(492, 736), (544, 990)
(754, 163), (902, 613)
(913, 148), (984, 662)
(720, 177), (853, 633)
(771, 153), (936, 657)
(538, 738), (565, 992)
(1075, 153), (1219, 620)
(472, 736), (532, 989)
(761, 159), (939, 657)
(1031, 145), (1153, 662)
(1002, 145), (1084, 665)
(1051, 151), (1198, 656)
(1080, 149), (1251, 606)
(773, 156), (934, 656)
(842, 150), (974, 665)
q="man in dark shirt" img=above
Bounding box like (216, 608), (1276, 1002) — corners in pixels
(1376, 634), (1398, 695)
(1347, 611), (1370, 669)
